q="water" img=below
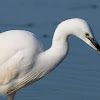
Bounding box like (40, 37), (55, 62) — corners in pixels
(0, 0), (100, 100)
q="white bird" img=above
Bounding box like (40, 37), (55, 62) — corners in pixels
(0, 18), (99, 100)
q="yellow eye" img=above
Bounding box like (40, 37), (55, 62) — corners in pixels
(85, 33), (90, 37)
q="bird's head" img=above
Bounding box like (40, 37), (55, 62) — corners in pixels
(54, 18), (100, 53)
(71, 18), (100, 53)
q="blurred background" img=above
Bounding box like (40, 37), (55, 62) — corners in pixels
(0, 0), (100, 100)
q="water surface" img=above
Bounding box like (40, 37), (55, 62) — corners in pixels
(0, 0), (100, 100)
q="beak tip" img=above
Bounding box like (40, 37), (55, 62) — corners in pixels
(96, 49), (100, 54)
(98, 51), (100, 54)
(88, 37), (100, 54)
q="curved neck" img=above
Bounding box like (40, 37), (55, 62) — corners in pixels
(52, 21), (73, 47)
(39, 22), (71, 70)
(37, 40), (68, 74)
(36, 26), (70, 73)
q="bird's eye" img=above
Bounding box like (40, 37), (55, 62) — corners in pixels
(85, 33), (90, 37)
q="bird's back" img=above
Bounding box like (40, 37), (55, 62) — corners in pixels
(0, 30), (43, 86)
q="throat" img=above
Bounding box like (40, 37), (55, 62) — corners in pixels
(51, 40), (68, 62)
(38, 40), (69, 71)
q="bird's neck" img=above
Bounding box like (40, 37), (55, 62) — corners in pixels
(36, 33), (69, 76)
(31, 25), (70, 81)
(37, 23), (71, 71)
(36, 40), (68, 78)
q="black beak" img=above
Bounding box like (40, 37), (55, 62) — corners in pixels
(88, 37), (100, 52)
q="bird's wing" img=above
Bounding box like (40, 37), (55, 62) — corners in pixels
(0, 30), (43, 87)
(0, 49), (24, 85)
(7, 66), (45, 95)
(0, 30), (43, 95)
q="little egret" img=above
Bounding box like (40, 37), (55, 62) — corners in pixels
(0, 18), (99, 100)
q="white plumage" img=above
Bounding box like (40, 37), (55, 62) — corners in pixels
(0, 18), (99, 100)
(0, 30), (42, 93)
